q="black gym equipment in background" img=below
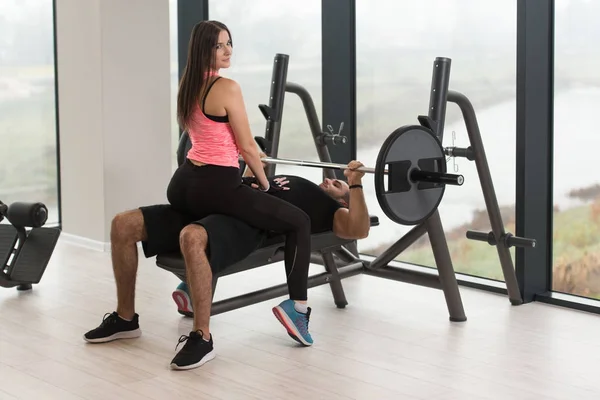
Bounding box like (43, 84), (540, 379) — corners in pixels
(158, 54), (536, 322)
(0, 201), (61, 291)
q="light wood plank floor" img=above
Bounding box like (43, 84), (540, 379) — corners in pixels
(1, 240), (600, 400)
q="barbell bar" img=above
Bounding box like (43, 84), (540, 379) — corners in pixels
(259, 156), (379, 174)
(253, 156), (465, 186)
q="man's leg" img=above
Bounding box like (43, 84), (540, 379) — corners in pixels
(83, 210), (146, 343)
(170, 211), (314, 346)
(171, 214), (268, 319)
(112, 210), (147, 319)
(180, 224), (212, 338)
(170, 224), (216, 370)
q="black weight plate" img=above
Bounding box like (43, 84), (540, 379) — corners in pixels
(375, 125), (446, 225)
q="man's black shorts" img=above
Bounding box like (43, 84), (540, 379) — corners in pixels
(139, 205), (267, 274)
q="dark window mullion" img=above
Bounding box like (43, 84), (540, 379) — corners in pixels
(321, 0), (356, 178)
(515, 0), (555, 302)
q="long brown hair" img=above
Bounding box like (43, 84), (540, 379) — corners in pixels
(177, 20), (232, 130)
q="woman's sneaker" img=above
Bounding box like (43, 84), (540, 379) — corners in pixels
(272, 299), (313, 346)
(83, 312), (141, 343)
(172, 281), (194, 317)
(170, 330), (216, 370)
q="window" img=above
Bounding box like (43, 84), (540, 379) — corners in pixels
(553, 0), (600, 300)
(0, 0), (59, 225)
(356, 0), (517, 281)
(208, 0), (322, 182)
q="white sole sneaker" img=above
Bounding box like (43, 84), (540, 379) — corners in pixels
(169, 349), (216, 370)
(83, 328), (142, 343)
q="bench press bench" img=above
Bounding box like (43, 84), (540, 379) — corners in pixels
(156, 131), (379, 315)
(156, 217), (378, 316)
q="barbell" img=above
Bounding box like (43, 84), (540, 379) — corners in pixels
(247, 125), (464, 225)
(259, 156), (464, 187)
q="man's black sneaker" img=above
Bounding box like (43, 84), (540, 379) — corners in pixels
(83, 312), (142, 343)
(170, 330), (216, 370)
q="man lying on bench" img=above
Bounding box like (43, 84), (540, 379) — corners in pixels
(83, 156), (370, 371)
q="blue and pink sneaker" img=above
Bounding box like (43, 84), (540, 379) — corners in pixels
(172, 281), (194, 318)
(272, 299), (313, 346)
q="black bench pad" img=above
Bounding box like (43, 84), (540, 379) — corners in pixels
(155, 215), (379, 279)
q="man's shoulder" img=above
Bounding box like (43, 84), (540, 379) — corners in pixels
(273, 175), (331, 199)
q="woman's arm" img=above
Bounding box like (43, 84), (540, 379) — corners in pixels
(222, 80), (270, 190)
(243, 151), (267, 177)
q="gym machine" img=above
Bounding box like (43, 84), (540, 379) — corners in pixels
(0, 201), (61, 291)
(158, 54), (536, 322)
(257, 54), (536, 317)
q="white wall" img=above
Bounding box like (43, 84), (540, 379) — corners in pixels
(55, 0), (173, 248)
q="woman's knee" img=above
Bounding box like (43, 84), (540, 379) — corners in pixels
(111, 210), (146, 243)
(179, 224), (209, 252)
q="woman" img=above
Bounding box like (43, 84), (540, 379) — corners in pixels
(166, 21), (314, 361)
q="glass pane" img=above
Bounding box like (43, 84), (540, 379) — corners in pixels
(0, 0), (59, 225)
(356, 0), (516, 281)
(553, 0), (600, 300)
(208, 0), (322, 183)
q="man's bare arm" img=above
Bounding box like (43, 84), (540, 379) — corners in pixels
(333, 162), (370, 239)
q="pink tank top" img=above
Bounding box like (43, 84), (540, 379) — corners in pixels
(186, 74), (240, 168)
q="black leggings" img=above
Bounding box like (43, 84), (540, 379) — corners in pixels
(167, 160), (311, 300)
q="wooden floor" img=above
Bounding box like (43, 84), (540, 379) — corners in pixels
(1, 240), (600, 399)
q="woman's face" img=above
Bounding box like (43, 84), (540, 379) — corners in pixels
(214, 29), (232, 70)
